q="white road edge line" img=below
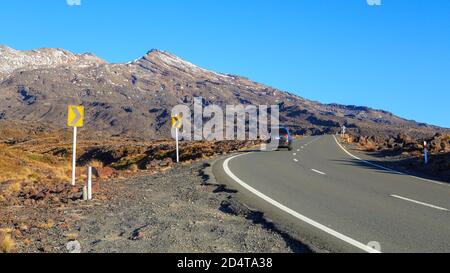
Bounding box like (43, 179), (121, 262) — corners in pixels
(223, 154), (381, 253)
(311, 169), (326, 175)
(390, 195), (449, 211)
(332, 135), (447, 186)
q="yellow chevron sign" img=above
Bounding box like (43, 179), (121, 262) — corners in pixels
(67, 105), (84, 127)
(171, 113), (183, 129)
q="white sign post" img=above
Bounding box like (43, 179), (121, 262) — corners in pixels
(424, 141), (428, 165)
(71, 126), (77, 186)
(172, 114), (183, 163)
(175, 128), (180, 163)
(87, 166), (93, 200)
(67, 105), (84, 186)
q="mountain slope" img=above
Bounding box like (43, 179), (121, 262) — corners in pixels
(0, 46), (105, 80)
(0, 46), (444, 139)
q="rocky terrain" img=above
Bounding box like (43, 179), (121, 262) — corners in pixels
(0, 161), (314, 253)
(341, 133), (450, 182)
(0, 45), (446, 139)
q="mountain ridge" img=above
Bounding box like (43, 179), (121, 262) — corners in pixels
(0, 45), (106, 81)
(0, 46), (446, 140)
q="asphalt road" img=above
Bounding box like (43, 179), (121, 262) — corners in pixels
(214, 135), (450, 253)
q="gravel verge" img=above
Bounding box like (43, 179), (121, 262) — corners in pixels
(4, 160), (312, 253)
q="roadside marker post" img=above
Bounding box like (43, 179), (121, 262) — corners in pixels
(424, 141), (428, 165)
(83, 186), (88, 201)
(72, 126), (77, 186)
(171, 113), (183, 163)
(87, 166), (93, 200)
(176, 128), (180, 163)
(342, 125), (346, 137)
(67, 105), (85, 186)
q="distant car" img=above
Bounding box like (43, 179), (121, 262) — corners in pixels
(268, 127), (293, 151)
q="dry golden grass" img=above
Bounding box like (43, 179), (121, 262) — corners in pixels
(0, 123), (148, 186)
(0, 233), (16, 253)
(89, 159), (104, 169)
(1, 123), (262, 189)
(37, 219), (55, 230)
(64, 233), (79, 241)
(128, 164), (139, 173)
(110, 154), (147, 169)
(0, 146), (32, 182)
(6, 182), (22, 194)
(0, 228), (13, 234)
(0, 144), (71, 184)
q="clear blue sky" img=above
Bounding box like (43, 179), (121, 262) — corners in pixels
(1, 0), (449, 128)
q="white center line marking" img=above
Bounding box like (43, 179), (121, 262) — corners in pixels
(390, 195), (449, 211)
(297, 149), (300, 152)
(293, 153), (297, 156)
(294, 159), (299, 162)
(311, 169), (326, 175)
(223, 154), (380, 253)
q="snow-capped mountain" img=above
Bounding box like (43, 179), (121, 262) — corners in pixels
(0, 46), (444, 139)
(0, 45), (105, 79)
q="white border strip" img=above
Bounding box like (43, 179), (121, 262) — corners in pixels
(391, 195), (449, 211)
(223, 154), (381, 253)
(311, 169), (326, 175)
(332, 135), (447, 186)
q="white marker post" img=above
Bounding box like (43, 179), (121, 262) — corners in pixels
(71, 126), (77, 186)
(424, 141), (428, 165)
(67, 105), (84, 186)
(175, 128), (180, 163)
(87, 166), (93, 200)
(83, 185), (88, 201)
(172, 113), (183, 163)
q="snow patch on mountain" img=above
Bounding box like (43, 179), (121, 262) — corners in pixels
(0, 45), (106, 79)
(139, 49), (234, 80)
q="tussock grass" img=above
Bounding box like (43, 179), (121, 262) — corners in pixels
(64, 233), (79, 241)
(128, 164), (139, 173)
(110, 154), (146, 170)
(89, 159), (104, 169)
(0, 228), (13, 234)
(0, 232), (16, 253)
(0, 144), (71, 184)
(37, 219), (55, 230)
(5, 182), (22, 195)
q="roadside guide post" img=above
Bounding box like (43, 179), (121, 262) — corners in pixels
(424, 141), (428, 165)
(87, 166), (93, 200)
(67, 105), (85, 186)
(172, 113), (183, 163)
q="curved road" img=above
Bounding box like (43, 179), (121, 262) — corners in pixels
(214, 135), (450, 253)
